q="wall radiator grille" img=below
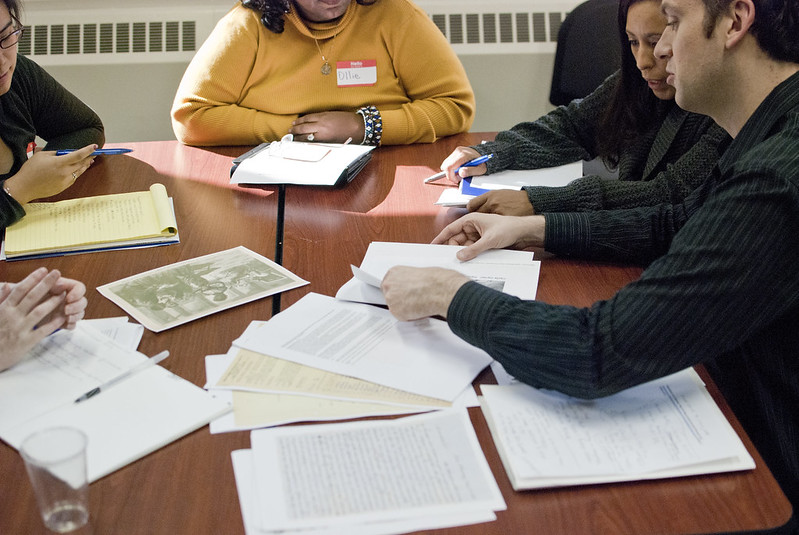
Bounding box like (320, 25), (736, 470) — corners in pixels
(20, 2), (579, 65)
(19, 21), (197, 57)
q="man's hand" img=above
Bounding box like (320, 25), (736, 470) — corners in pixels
(467, 190), (534, 216)
(382, 267), (470, 321)
(433, 213), (546, 261)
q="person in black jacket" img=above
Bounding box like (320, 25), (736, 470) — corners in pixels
(438, 0), (729, 217)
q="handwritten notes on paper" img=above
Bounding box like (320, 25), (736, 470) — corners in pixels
(4, 183), (178, 259)
(479, 368), (755, 490)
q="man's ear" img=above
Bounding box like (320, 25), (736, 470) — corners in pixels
(725, 0), (756, 49)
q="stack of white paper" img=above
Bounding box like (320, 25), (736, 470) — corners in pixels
(336, 242), (540, 306)
(232, 409), (505, 534)
(233, 293), (491, 402)
(479, 368), (755, 490)
(0, 323), (231, 482)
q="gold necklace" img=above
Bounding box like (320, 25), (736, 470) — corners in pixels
(313, 34), (336, 75)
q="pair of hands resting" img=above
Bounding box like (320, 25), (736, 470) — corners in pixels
(289, 111), (365, 144)
(0, 267), (87, 372)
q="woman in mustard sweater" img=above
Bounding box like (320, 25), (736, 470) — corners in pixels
(171, 0), (475, 146)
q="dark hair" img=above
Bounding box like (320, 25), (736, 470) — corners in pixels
(2, 0), (21, 21)
(241, 0), (377, 33)
(596, 0), (665, 167)
(701, 0), (799, 63)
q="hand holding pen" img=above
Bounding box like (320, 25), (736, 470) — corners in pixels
(3, 144), (98, 205)
(424, 149), (493, 184)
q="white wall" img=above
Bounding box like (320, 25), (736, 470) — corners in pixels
(44, 55), (556, 143)
(24, 0), (565, 143)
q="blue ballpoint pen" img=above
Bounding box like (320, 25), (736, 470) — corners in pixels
(56, 148), (133, 156)
(423, 154), (494, 183)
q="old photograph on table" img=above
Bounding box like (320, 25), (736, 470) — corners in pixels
(98, 246), (308, 332)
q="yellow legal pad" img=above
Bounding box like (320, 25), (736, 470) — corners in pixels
(4, 183), (178, 260)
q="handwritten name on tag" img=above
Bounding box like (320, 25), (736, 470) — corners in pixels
(336, 60), (377, 87)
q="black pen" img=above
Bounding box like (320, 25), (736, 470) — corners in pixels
(74, 350), (169, 403)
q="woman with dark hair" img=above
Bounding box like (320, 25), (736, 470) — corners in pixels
(439, 0), (729, 217)
(171, 0), (475, 147)
(0, 0), (105, 229)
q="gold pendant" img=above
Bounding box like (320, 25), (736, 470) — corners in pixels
(321, 62), (332, 75)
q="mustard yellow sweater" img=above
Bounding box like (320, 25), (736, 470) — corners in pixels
(171, 0), (475, 146)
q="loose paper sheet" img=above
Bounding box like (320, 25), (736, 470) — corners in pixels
(231, 449), (497, 535)
(205, 352), (478, 433)
(213, 346), (450, 408)
(336, 242), (539, 306)
(249, 409), (505, 531)
(233, 293), (492, 402)
(0, 323), (230, 482)
(480, 368), (755, 489)
(98, 246), (308, 332)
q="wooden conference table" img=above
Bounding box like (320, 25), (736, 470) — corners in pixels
(0, 134), (793, 534)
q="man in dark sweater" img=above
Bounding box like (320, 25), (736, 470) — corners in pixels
(383, 0), (799, 513)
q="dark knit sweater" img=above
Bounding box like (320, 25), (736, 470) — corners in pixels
(1, 54), (105, 229)
(474, 72), (729, 213)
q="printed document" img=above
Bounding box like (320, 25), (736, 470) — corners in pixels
(247, 409), (505, 531)
(336, 242), (540, 305)
(479, 368), (755, 490)
(211, 346), (451, 407)
(232, 449), (497, 535)
(0, 323), (231, 482)
(205, 354), (478, 433)
(233, 293), (492, 401)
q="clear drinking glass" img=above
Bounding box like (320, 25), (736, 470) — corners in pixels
(20, 427), (90, 533)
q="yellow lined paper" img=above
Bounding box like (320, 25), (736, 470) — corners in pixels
(4, 183), (177, 257)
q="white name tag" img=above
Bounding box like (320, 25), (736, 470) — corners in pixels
(336, 60), (377, 87)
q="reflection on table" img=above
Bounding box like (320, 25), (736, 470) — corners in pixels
(0, 136), (792, 535)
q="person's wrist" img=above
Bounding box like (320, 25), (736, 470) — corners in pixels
(437, 272), (470, 319)
(526, 215), (546, 248)
(356, 105), (382, 146)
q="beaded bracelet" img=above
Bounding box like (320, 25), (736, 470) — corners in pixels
(2, 181), (11, 198)
(356, 105), (383, 146)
